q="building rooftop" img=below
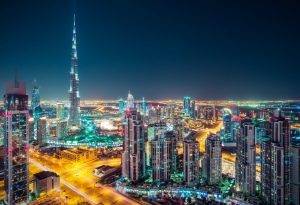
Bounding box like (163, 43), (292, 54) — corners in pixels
(34, 171), (59, 180)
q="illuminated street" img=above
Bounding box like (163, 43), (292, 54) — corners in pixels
(29, 151), (139, 205)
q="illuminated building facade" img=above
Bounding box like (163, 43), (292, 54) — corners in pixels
(56, 118), (68, 139)
(142, 97), (146, 115)
(151, 123), (177, 183)
(148, 106), (162, 124)
(235, 121), (256, 195)
(118, 98), (125, 114)
(126, 91), (134, 110)
(122, 108), (146, 181)
(4, 75), (29, 205)
(56, 103), (65, 119)
(31, 79), (42, 141)
(146, 125), (155, 167)
(29, 118), (34, 142)
(183, 134), (199, 187)
(183, 96), (190, 116)
(202, 133), (222, 185)
(261, 111), (291, 204)
(68, 15), (81, 126)
(220, 121), (239, 143)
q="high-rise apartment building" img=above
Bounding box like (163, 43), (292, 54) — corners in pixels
(56, 118), (68, 139)
(183, 96), (190, 116)
(235, 121), (256, 195)
(121, 108), (146, 181)
(4, 74), (29, 204)
(261, 110), (291, 204)
(68, 15), (81, 126)
(183, 133), (200, 187)
(151, 123), (177, 183)
(202, 133), (222, 185)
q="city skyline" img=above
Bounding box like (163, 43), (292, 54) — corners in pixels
(0, 1), (299, 100)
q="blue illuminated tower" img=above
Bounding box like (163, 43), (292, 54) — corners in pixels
(183, 96), (190, 116)
(142, 97), (146, 115)
(31, 79), (42, 141)
(68, 14), (81, 126)
(4, 72), (29, 204)
(118, 98), (124, 114)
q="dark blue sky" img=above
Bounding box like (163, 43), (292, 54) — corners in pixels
(0, 0), (299, 100)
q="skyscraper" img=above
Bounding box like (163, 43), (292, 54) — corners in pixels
(183, 96), (190, 116)
(126, 91), (134, 110)
(4, 73), (29, 204)
(151, 123), (177, 183)
(121, 108), (146, 181)
(142, 97), (146, 116)
(31, 79), (41, 141)
(118, 98), (125, 114)
(202, 133), (222, 185)
(190, 100), (196, 119)
(235, 121), (256, 195)
(68, 15), (81, 126)
(261, 110), (291, 204)
(183, 133), (200, 187)
(31, 79), (40, 110)
(37, 117), (47, 145)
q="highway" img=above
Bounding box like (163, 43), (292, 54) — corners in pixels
(29, 151), (140, 205)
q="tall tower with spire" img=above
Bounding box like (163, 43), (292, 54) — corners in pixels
(68, 14), (81, 126)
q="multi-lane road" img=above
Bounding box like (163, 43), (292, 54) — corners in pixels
(29, 151), (139, 205)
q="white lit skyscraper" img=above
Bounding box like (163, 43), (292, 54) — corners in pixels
(126, 91), (134, 110)
(151, 123), (177, 183)
(4, 74), (29, 205)
(121, 108), (146, 181)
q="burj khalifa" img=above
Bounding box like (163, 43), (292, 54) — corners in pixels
(68, 15), (81, 126)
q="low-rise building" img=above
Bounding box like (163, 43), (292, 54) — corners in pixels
(94, 165), (117, 177)
(33, 171), (60, 197)
(57, 146), (97, 162)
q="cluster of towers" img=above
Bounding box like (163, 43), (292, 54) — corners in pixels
(233, 109), (300, 204)
(121, 94), (201, 187)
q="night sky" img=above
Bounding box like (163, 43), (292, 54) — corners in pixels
(0, 1), (299, 100)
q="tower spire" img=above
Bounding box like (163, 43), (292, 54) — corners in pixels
(69, 14), (81, 126)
